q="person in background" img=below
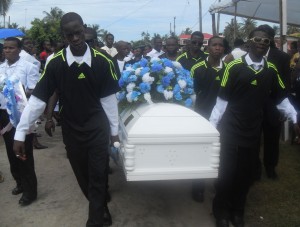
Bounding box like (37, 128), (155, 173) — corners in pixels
(101, 33), (118, 57)
(146, 37), (164, 58)
(20, 37), (48, 150)
(290, 40), (300, 70)
(176, 31), (207, 71)
(224, 38), (247, 63)
(0, 37), (38, 206)
(13, 12), (120, 226)
(113, 41), (130, 73)
(209, 27), (299, 227)
(190, 36), (225, 203)
(257, 24), (291, 180)
(143, 44), (152, 57)
(158, 37), (179, 61)
(39, 40), (52, 70)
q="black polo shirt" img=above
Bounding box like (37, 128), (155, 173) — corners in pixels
(191, 59), (226, 119)
(176, 51), (208, 71)
(218, 56), (286, 147)
(33, 48), (119, 145)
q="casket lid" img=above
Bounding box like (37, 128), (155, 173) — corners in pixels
(120, 103), (219, 138)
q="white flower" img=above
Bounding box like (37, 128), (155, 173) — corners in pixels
(126, 92), (133, 102)
(126, 82), (136, 92)
(178, 79), (187, 89)
(142, 73), (154, 84)
(164, 67), (173, 74)
(150, 57), (160, 62)
(172, 61), (183, 69)
(135, 68), (142, 76)
(163, 90), (173, 100)
(125, 65), (134, 71)
(124, 56), (131, 62)
(144, 93), (153, 104)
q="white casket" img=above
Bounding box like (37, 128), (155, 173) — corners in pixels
(119, 103), (220, 181)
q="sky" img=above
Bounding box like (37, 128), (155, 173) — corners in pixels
(4, 0), (256, 41)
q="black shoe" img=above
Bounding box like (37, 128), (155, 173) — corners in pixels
(106, 192), (111, 203)
(103, 206), (112, 226)
(34, 143), (48, 149)
(231, 215), (244, 227)
(12, 186), (23, 195)
(266, 167), (278, 179)
(19, 195), (36, 206)
(192, 191), (204, 203)
(216, 219), (229, 227)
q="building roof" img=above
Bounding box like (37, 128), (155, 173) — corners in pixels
(179, 33), (213, 40)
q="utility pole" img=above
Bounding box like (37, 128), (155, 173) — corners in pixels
(170, 22), (172, 35)
(199, 0), (202, 32)
(174, 16), (176, 35)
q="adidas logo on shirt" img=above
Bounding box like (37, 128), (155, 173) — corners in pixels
(78, 73), (86, 79)
(251, 80), (257, 86)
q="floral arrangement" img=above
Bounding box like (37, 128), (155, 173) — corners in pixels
(116, 57), (194, 108)
(0, 74), (27, 127)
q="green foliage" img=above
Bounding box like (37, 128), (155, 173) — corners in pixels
(26, 7), (64, 52)
(181, 27), (193, 35)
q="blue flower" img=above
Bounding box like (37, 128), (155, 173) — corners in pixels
(139, 82), (151, 93)
(116, 91), (126, 100)
(139, 58), (148, 67)
(127, 74), (137, 82)
(131, 91), (141, 101)
(185, 98), (193, 107)
(118, 78), (125, 87)
(161, 75), (171, 87)
(184, 88), (194, 95)
(156, 84), (164, 93)
(151, 62), (163, 72)
(173, 84), (181, 94)
(140, 67), (150, 75)
(161, 58), (173, 68)
(174, 92), (183, 101)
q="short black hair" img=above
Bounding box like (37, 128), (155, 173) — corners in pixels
(248, 27), (270, 39)
(85, 27), (97, 39)
(106, 33), (114, 39)
(60, 12), (84, 29)
(4, 37), (22, 48)
(208, 36), (223, 46)
(257, 24), (275, 38)
(21, 37), (32, 46)
(191, 31), (204, 39)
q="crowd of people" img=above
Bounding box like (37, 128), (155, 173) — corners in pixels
(0, 11), (300, 227)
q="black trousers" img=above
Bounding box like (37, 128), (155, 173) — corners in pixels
(213, 142), (257, 220)
(1, 109), (37, 199)
(65, 141), (109, 227)
(262, 119), (281, 170)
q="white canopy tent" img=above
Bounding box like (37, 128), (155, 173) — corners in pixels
(209, 0), (300, 27)
(209, 0), (297, 53)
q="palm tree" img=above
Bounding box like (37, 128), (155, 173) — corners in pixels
(241, 18), (257, 39)
(0, 0), (12, 28)
(181, 27), (193, 35)
(43, 7), (64, 23)
(88, 24), (108, 42)
(223, 18), (242, 47)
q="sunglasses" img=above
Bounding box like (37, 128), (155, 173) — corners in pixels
(249, 37), (271, 45)
(191, 40), (203, 46)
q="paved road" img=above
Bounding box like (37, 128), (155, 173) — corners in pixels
(0, 124), (216, 227)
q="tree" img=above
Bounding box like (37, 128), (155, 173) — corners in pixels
(240, 18), (257, 39)
(181, 27), (193, 35)
(43, 7), (64, 23)
(27, 7), (65, 53)
(87, 24), (108, 42)
(8, 22), (19, 29)
(223, 18), (243, 47)
(0, 0), (12, 28)
(287, 25), (300, 35)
